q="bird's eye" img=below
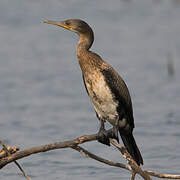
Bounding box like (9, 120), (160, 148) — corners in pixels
(65, 21), (70, 26)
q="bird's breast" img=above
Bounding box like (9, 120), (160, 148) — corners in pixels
(84, 71), (118, 124)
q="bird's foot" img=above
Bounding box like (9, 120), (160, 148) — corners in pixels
(109, 126), (119, 143)
(97, 128), (110, 146)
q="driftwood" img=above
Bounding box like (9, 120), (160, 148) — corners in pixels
(0, 131), (180, 180)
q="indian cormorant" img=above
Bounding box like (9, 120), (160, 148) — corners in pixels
(44, 19), (143, 165)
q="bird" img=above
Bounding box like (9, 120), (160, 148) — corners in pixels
(44, 19), (143, 165)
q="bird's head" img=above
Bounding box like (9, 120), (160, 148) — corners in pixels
(43, 19), (92, 35)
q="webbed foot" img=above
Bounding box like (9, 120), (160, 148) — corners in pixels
(97, 128), (110, 146)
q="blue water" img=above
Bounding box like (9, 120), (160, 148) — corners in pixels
(0, 0), (180, 179)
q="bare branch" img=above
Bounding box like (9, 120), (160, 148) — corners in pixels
(0, 133), (180, 179)
(131, 171), (136, 180)
(145, 170), (180, 179)
(110, 139), (152, 180)
(0, 133), (97, 169)
(0, 146), (19, 159)
(71, 145), (130, 171)
(0, 141), (31, 180)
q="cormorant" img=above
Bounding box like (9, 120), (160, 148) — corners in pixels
(44, 19), (143, 165)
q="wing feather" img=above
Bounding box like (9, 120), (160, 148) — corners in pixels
(101, 68), (134, 128)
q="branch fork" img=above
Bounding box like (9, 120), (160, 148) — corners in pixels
(0, 133), (180, 180)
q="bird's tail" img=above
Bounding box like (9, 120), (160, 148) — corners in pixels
(119, 131), (143, 165)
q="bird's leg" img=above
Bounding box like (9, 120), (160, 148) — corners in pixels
(112, 110), (126, 143)
(110, 111), (124, 143)
(108, 118), (119, 143)
(97, 119), (110, 146)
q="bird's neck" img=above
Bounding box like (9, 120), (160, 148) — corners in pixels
(77, 30), (94, 57)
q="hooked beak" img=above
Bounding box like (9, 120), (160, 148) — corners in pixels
(43, 20), (71, 30)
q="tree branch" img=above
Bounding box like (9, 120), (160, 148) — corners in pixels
(0, 141), (30, 180)
(0, 132), (180, 179)
(110, 139), (152, 180)
(145, 170), (180, 179)
(0, 145), (19, 159)
(131, 171), (136, 180)
(71, 145), (130, 171)
(0, 133), (97, 169)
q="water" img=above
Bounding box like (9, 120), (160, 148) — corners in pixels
(0, 0), (180, 179)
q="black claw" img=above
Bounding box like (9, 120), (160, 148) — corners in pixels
(97, 128), (110, 146)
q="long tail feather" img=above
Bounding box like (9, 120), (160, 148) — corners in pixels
(120, 131), (143, 165)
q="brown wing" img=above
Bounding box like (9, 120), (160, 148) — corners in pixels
(101, 67), (134, 128)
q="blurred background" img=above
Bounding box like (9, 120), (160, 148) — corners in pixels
(0, 0), (180, 179)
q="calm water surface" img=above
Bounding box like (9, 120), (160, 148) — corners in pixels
(0, 0), (180, 179)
